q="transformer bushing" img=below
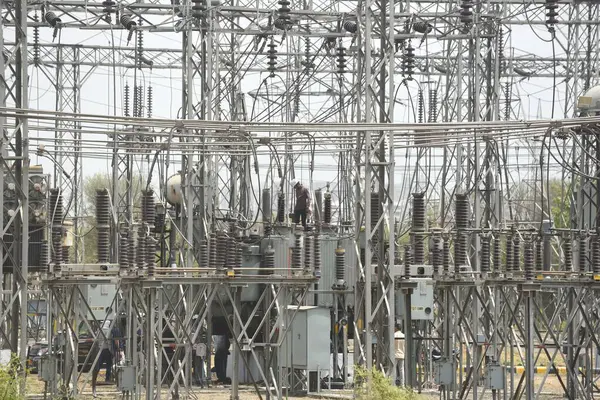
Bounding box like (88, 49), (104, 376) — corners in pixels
(411, 192), (426, 264)
(493, 236), (501, 272)
(304, 233), (313, 272)
(146, 236), (157, 276)
(262, 188), (272, 223)
(264, 245), (275, 274)
(199, 239), (209, 268)
(404, 245), (412, 278)
(512, 236), (520, 272)
(209, 232), (217, 269)
(442, 238), (450, 275)
(432, 235), (442, 274)
(481, 235), (490, 274)
(216, 231), (227, 270)
(334, 247), (346, 288)
(226, 235), (237, 270)
(578, 235), (588, 275)
(40, 240), (49, 268)
(292, 230), (303, 269)
(592, 236), (600, 277)
(324, 191), (332, 225)
(119, 234), (130, 271)
(96, 189), (111, 264)
(454, 193), (469, 267)
(235, 242), (244, 272)
(523, 239), (534, 281)
(136, 226), (146, 270)
(313, 232), (321, 277)
(48, 189), (63, 267)
(314, 189), (322, 224)
(141, 189), (155, 227)
(535, 238), (543, 275)
(276, 193), (285, 223)
(563, 236), (573, 271)
(505, 235), (514, 273)
(127, 233), (136, 270)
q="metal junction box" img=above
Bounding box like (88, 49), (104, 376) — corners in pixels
(395, 278), (434, 320)
(485, 364), (505, 390)
(434, 360), (454, 386)
(280, 306), (330, 371)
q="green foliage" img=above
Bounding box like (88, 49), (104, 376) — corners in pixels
(354, 366), (421, 400)
(0, 354), (24, 400)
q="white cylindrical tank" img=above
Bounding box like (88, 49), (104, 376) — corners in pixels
(165, 174), (182, 205)
(578, 85), (600, 115)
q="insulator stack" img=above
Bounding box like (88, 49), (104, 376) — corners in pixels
(336, 45), (347, 74)
(413, 21), (432, 34)
(292, 231), (303, 269)
(102, 0), (115, 17)
(545, 0), (559, 27)
(513, 236), (520, 272)
(524, 239), (534, 281)
(454, 194), (469, 266)
(154, 210), (165, 233)
(505, 235), (513, 272)
(443, 239), (450, 274)
(133, 85), (140, 118)
(343, 21), (358, 33)
(432, 236), (442, 274)
(124, 83), (131, 117)
(412, 192), (426, 264)
(62, 246), (70, 264)
(370, 192), (380, 229)
(277, 0), (291, 27)
(141, 190), (155, 227)
(401, 41), (415, 80)
(460, 0), (473, 25)
(199, 239), (209, 268)
(119, 235), (130, 270)
(127, 234), (135, 270)
(44, 11), (61, 27)
(136, 227), (146, 270)
(417, 89), (424, 123)
(324, 192), (332, 224)
(209, 232), (217, 268)
(147, 86), (153, 118)
(498, 27), (505, 73)
(235, 243), (243, 271)
(216, 231), (227, 270)
(276, 192), (285, 223)
(428, 89), (438, 122)
(49, 189), (64, 266)
(264, 246), (275, 272)
(313, 233), (321, 275)
(40, 240), (49, 269)
(493, 236), (501, 272)
(226, 236), (236, 270)
(578, 236), (588, 274)
(481, 235), (490, 273)
(136, 18), (144, 69)
(504, 83), (511, 121)
(262, 188), (272, 223)
(303, 37), (312, 69)
(404, 245), (413, 278)
(335, 247), (345, 285)
(564, 236), (573, 271)
(137, 85), (143, 117)
(191, 0), (206, 19)
(535, 239), (543, 275)
(592, 236), (600, 277)
(33, 14), (40, 64)
(267, 39), (278, 77)
(96, 189), (111, 264)
(146, 236), (157, 277)
(120, 14), (136, 31)
(304, 234), (312, 271)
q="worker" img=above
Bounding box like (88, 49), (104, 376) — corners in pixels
(92, 308), (120, 397)
(293, 181), (311, 227)
(394, 324), (405, 386)
(212, 334), (230, 384)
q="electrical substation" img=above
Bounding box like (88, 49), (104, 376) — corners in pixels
(2, 0), (600, 399)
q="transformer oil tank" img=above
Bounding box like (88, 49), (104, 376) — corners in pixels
(165, 174), (182, 205)
(315, 235), (357, 307)
(215, 245), (262, 304)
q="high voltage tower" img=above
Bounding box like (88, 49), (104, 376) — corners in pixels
(1, 0), (600, 399)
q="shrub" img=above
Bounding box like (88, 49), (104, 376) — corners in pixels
(354, 366), (420, 400)
(0, 354), (24, 400)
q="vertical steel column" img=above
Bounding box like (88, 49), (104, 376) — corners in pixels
(0, 0), (6, 351)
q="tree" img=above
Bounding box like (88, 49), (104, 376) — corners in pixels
(78, 173), (148, 263)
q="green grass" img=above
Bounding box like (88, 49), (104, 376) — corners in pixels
(0, 354), (24, 400)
